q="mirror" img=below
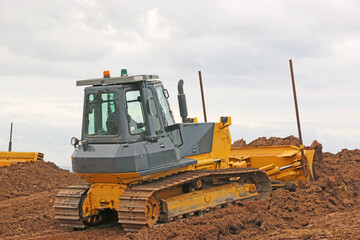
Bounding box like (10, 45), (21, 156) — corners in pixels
(163, 89), (169, 99)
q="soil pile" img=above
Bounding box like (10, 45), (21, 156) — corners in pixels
(0, 161), (86, 239)
(0, 160), (82, 201)
(232, 135), (301, 147)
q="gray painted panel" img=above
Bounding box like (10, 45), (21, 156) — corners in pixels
(138, 157), (197, 176)
(145, 138), (177, 168)
(72, 138), (196, 175)
(179, 123), (214, 157)
(73, 144), (139, 173)
(72, 137), (197, 175)
(115, 143), (149, 172)
(72, 157), (115, 173)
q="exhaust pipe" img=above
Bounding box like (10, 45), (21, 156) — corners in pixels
(177, 80), (188, 123)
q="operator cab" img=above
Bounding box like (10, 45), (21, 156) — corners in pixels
(72, 70), (197, 177)
(79, 71), (179, 145)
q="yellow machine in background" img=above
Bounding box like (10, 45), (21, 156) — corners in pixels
(0, 123), (44, 167)
(0, 151), (44, 167)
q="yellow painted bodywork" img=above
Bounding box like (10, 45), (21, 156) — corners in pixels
(230, 145), (315, 187)
(0, 152), (43, 167)
(162, 182), (257, 218)
(81, 183), (127, 217)
(187, 117), (232, 171)
(183, 117), (315, 186)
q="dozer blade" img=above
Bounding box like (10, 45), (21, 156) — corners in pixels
(230, 145), (315, 189)
(0, 152), (44, 167)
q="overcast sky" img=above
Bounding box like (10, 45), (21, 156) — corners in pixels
(0, 0), (359, 166)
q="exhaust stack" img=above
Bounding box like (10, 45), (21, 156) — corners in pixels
(177, 79), (188, 123)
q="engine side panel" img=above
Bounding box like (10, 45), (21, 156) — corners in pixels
(179, 123), (214, 158)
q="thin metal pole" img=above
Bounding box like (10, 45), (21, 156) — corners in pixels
(8, 122), (13, 152)
(289, 60), (303, 145)
(198, 71), (207, 122)
(289, 59), (308, 177)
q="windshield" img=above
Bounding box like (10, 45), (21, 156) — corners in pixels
(86, 92), (120, 136)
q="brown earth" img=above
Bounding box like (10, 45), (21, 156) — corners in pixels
(0, 161), (82, 201)
(0, 137), (359, 239)
(232, 135), (302, 147)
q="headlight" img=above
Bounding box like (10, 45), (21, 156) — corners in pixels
(71, 137), (80, 147)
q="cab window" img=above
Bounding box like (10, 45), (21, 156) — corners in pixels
(155, 86), (179, 145)
(126, 90), (146, 135)
(148, 88), (162, 132)
(155, 86), (174, 126)
(86, 92), (120, 136)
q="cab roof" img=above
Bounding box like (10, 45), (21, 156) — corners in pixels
(76, 74), (160, 87)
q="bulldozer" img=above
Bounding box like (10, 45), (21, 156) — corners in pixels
(54, 70), (315, 232)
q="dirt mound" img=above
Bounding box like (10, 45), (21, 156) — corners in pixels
(0, 161), (85, 239)
(0, 160), (82, 201)
(315, 149), (360, 199)
(232, 135), (301, 147)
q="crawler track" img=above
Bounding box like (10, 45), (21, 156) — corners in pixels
(118, 168), (271, 232)
(53, 184), (90, 229)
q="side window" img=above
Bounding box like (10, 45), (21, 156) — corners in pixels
(147, 88), (162, 133)
(86, 92), (120, 136)
(126, 90), (146, 135)
(155, 87), (174, 126)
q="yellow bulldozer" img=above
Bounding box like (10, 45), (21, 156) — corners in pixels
(54, 69), (315, 232)
(0, 123), (44, 167)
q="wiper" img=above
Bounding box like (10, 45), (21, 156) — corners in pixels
(92, 90), (103, 103)
(86, 90), (103, 114)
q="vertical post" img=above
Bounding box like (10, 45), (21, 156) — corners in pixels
(198, 71), (207, 122)
(8, 122), (13, 152)
(289, 59), (308, 177)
